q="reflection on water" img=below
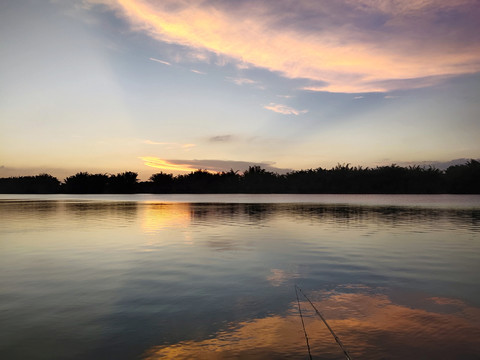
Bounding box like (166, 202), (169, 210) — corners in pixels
(144, 286), (480, 359)
(0, 195), (480, 359)
(142, 203), (192, 232)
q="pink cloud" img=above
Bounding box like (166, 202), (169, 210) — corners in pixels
(89, 0), (480, 93)
(264, 103), (308, 115)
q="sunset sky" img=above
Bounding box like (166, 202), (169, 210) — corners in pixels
(1, 0), (479, 180)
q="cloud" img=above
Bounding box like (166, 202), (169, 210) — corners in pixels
(148, 57), (171, 66)
(236, 62), (250, 70)
(264, 103), (308, 115)
(85, 0), (480, 93)
(226, 77), (258, 86)
(139, 157), (291, 173)
(190, 69), (206, 74)
(140, 157), (202, 173)
(143, 140), (195, 149)
(209, 135), (233, 142)
(143, 140), (170, 145)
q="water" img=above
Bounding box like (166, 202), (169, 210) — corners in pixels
(1, 194), (479, 359)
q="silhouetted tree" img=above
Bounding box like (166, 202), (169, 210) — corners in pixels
(446, 159), (480, 193)
(149, 172), (174, 193)
(242, 166), (281, 193)
(108, 171), (138, 193)
(2, 160), (480, 194)
(217, 169), (241, 193)
(63, 172), (109, 193)
(175, 170), (219, 193)
(404, 165), (443, 193)
(0, 174), (60, 193)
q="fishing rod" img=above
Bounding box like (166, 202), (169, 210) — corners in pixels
(295, 284), (353, 360)
(295, 285), (313, 360)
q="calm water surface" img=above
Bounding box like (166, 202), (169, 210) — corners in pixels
(1, 194), (479, 359)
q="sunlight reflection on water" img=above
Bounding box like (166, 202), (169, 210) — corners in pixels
(0, 195), (479, 359)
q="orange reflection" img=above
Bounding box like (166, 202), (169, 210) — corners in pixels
(143, 289), (480, 359)
(141, 203), (191, 233)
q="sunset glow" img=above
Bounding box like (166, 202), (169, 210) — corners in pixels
(140, 157), (200, 173)
(107, 0), (480, 92)
(1, 0), (479, 179)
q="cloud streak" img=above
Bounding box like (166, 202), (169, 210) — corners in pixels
(143, 140), (195, 149)
(148, 57), (171, 66)
(209, 135), (233, 142)
(226, 77), (258, 86)
(87, 0), (480, 92)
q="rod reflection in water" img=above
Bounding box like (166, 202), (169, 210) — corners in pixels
(142, 287), (480, 359)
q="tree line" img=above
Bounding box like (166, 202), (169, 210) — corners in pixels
(1, 160), (479, 194)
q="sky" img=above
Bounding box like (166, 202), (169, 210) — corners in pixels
(1, 0), (479, 180)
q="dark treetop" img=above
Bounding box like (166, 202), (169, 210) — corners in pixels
(1, 160), (479, 194)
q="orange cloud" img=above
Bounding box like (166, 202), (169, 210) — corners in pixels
(140, 157), (199, 172)
(87, 0), (480, 92)
(140, 157), (221, 174)
(139, 158), (289, 174)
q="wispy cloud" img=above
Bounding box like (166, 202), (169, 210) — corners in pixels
(236, 62), (250, 70)
(264, 103), (308, 115)
(143, 140), (195, 149)
(227, 77), (258, 86)
(149, 57), (171, 66)
(87, 0), (480, 93)
(143, 140), (169, 145)
(209, 135), (233, 142)
(190, 69), (206, 74)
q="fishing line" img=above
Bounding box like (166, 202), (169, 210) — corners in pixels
(295, 284), (313, 360)
(296, 285), (353, 360)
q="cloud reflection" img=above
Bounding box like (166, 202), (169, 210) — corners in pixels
(143, 289), (480, 359)
(267, 269), (299, 287)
